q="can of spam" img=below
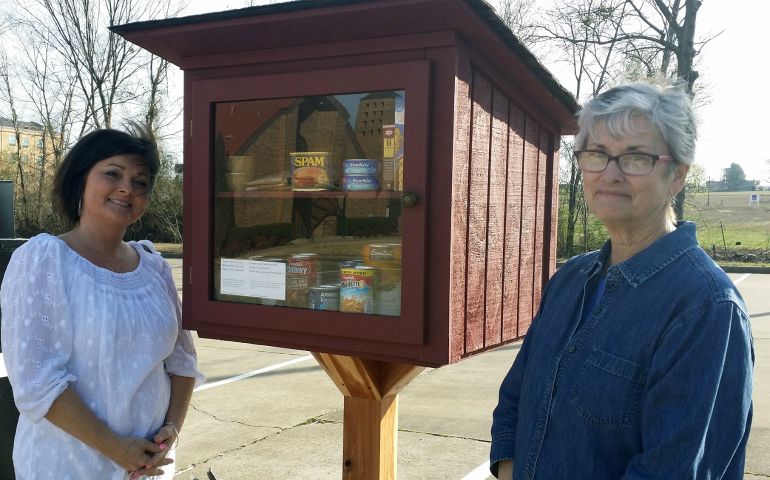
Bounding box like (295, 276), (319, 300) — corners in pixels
(291, 152), (332, 191)
(340, 266), (376, 314)
(343, 174), (379, 191)
(309, 285), (341, 311)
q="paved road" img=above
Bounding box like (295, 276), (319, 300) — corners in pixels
(167, 259), (769, 479)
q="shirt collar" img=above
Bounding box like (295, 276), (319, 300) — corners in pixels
(582, 221), (700, 288)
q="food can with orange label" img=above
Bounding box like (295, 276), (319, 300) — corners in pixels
(340, 266), (376, 314)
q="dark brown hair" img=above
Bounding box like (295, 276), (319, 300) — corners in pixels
(52, 123), (159, 226)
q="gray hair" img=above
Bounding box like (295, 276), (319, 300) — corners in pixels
(575, 81), (698, 168)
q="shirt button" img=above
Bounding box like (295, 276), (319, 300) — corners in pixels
(611, 267), (620, 275)
(526, 476), (531, 480)
(552, 384), (558, 395)
(594, 306), (602, 314)
(569, 345), (576, 353)
(537, 428), (543, 437)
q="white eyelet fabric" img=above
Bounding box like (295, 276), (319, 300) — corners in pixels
(1, 234), (205, 479)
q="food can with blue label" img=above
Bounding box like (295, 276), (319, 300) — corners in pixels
(309, 285), (341, 311)
(343, 160), (379, 175)
(340, 266), (376, 314)
(343, 175), (379, 191)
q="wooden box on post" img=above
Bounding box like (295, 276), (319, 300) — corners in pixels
(112, 1), (578, 477)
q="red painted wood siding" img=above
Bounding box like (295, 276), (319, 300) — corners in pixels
(452, 69), (557, 358)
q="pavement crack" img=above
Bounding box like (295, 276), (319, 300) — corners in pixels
(397, 428), (490, 443)
(745, 472), (770, 478)
(292, 408), (342, 427)
(190, 402), (285, 431)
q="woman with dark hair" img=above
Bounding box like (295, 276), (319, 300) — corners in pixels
(489, 81), (753, 479)
(1, 125), (205, 479)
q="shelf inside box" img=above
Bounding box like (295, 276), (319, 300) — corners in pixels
(217, 190), (403, 199)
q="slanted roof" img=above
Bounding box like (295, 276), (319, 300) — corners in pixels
(111, 0), (579, 130)
(0, 117), (44, 131)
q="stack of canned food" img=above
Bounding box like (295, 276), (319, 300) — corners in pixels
(342, 160), (380, 191)
(248, 244), (402, 316)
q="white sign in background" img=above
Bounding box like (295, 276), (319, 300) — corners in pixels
(220, 259), (286, 300)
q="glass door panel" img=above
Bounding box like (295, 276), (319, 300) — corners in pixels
(212, 91), (405, 317)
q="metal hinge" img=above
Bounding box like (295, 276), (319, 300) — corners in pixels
(190, 120), (193, 138)
(189, 267), (192, 285)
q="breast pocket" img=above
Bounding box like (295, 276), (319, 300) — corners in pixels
(571, 348), (648, 428)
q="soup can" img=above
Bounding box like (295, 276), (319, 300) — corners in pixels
(286, 255), (318, 308)
(309, 285), (341, 311)
(343, 159), (379, 175)
(340, 266), (376, 314)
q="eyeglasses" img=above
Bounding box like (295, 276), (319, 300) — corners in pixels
(574, 150), (674, 176)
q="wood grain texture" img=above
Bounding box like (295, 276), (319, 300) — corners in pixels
(502, 104), (526, 342)
(313, 353), (424, 480)
(343, 395), (398, 480)
(465, 70), (493, 354)
(449, 43), (473, 360)
(517, 116), (539, 336)
(484, 87), (509, 347)
(532, 131), (548, 318)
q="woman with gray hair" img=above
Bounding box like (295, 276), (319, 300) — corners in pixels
(489, 81), (753, 479)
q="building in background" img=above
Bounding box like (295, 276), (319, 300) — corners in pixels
(0, 118), (47, 180)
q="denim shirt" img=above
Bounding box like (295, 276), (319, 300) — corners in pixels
(490, 222), (754, 480)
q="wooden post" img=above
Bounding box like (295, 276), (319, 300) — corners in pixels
(312, 352), (426, 480)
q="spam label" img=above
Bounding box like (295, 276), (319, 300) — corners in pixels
(340, 267), (375, 314)
(291, 152), (331, 190)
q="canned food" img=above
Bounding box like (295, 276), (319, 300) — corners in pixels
(343, 159), (379, 175)
(340, 266), (376, 314)
(309, 285), (341, 311)
(343, 175), (379, 191)
(363, 244), (402, 266)
(374, 268), (401, 316)
(286, 255), (318, 308)
(291, 152), (332, 191)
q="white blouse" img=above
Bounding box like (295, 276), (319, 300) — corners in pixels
(0, 234), (205, 480)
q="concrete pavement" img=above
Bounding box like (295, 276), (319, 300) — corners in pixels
(166, 259), (768, 479)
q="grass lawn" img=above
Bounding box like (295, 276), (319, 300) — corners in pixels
(152, 243), (183, 255)
(685, 191), (770, 264)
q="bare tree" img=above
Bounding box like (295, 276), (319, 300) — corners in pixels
(0, 49), (29, 223)
(541, 0), (714, 219)
(494, 0), (539, 47)
(21, 0), (182, 136)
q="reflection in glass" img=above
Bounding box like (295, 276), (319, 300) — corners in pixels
(212, 91), (405, 317)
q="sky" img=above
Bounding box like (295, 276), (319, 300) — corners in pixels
(172, 0), (770, 184)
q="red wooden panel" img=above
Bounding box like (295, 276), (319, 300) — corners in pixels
(465, 70), (492, 353)
(532, 131), (548, 318)
(449, 43), (473, 360)
(484, 87), (508, 347)
(501, 104), (525, 341)
(517, 116), (539, 336)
